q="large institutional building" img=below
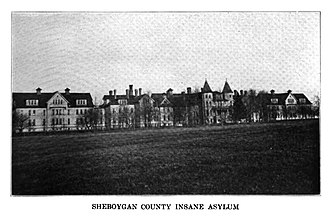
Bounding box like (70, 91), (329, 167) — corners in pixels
(260, 89), (313, 121)
(12, 88), (104, 132)
(100, 80), (234, 129)
(12, 80), (314, 132)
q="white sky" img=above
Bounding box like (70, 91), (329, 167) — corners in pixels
(12, 12), (320, 104)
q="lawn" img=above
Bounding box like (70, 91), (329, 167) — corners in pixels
(12, 120), (320, 195)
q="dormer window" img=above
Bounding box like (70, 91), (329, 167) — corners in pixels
(76, 99), (87, 106)
(299, 98), (306, 104)
(26, 99), (38, 106)
(271, 98), (278, 104)
(118, 99), (127, 105)
(287, 98), (295, 104)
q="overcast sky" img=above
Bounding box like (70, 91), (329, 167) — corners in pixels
(12, 12), (320, 104)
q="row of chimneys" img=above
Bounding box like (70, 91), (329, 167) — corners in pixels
(178, 87), (192, 95)
(35, 87), (293, 98)
(270, 89), (292, 95)
(109, 85), (142, 99)
(36, 87), (71, 95)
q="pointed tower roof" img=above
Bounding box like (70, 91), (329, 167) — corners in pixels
(202, 79), (212, 93)
(222, 80), (233, 93)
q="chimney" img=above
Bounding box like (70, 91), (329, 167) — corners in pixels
(270, 89), (275, 95)
(109, 90), (113, 96)
(64, 88), (70, 95)
(139, 88), (142, 96)
(135, 89), (138, 96)
(129, 85), (133, 97)
(167, 88), (173, 96)
(126, 89), (129, 99)
(287, 89), (292, 94)
(244, 90), (247, 96)
(201, 88), (204, 93)
(187, 87), (192, 94)
(114, 89), (117, 99)
(36, 87), (42, 95)
(181, 91), (185, 95)
(162, 93), (166, 98)
(240, 90), (244, 95)
(234, 90), (239, 96)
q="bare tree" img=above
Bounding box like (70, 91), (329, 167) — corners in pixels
(118, 105), (132, 128)
(12, 110), (29, 133)
(138, 96), (154, 127)
(242, 89), (258, 122)
(312, 95), (320, 117)
(173, 106), (187, 126)
(256, 90), (269, 122)
(83, 108), (101, 130)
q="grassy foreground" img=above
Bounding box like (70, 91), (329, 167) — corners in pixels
(12, 120), (320, 195)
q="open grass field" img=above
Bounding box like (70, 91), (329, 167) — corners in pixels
(12, 120), (320, 195)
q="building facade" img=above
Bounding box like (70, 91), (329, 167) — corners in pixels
(255, 89), (313, 122)
(12, 88), (104, 132)
(101, 80), (235, 129)
(13, 83), (314, 133)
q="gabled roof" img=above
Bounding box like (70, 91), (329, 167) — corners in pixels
(13, 93), (53, 108)
(202, 80), (212, 93)
(151, 94), (172, 107)
(102, 94), (137, 105)
(12, 92), (94, 108)
(62, 93), (93, 107)
(292, 93), (312, 105)
(263, 92), (312, 105)
(222, 81), (233, 93)
(102, 93), (155, 106)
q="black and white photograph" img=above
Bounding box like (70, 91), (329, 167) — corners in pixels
(11, 11), (320, 196)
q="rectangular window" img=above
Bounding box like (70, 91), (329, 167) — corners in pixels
(271, 98), (278, 104)
(68, 110), (70, 115)
(43, 110), (46, 116)
(28, 110), (31, 116)
(52, 109), (54, 115)
(32, 119), (35, 126)
(76, 99), (87, 106)
(80, 109), (83, 115)
(76, 109), (78, 115)
(43, 119), (45, 126)
(68, 118), (70, 125)
(299, 98), (306, 104)
(288, 98), (294, 104)
(33, 110), (36, 115)
(26, 100), (39, 106)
